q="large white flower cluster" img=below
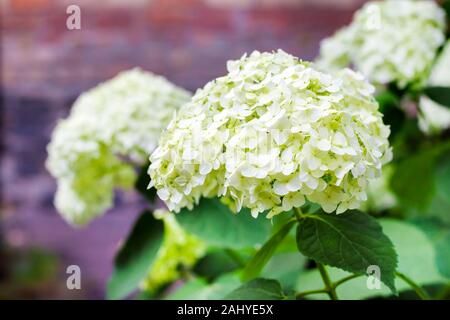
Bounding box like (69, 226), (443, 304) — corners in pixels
(47, 69), (191, 225)
(149, 50), (392, 218)
(316, 0), (446, 88)
(419, 40), (450, 135)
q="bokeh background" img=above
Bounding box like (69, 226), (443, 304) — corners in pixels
(0, 0), (369, 299)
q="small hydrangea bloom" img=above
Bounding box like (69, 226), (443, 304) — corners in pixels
(46, 69), (191, 225)
(141, 209), (205, 292)
(149, 50), (392, 217)
(419, 40), (450, 135)
(359, 164), (397, 213)
(316, 0), (446, 88)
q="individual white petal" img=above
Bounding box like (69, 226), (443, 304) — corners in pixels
(273, 181), (290, 196)
(317, 139), (331, 151)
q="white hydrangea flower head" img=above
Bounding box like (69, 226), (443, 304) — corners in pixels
(316, 0), (446, 88)
(419, 40), (450, 135)
(141, 209), (205, 292)
(47, 116), (137, 225)
(69, 68), (192, 162)
(46, 69), (191, 225)
(149, 50), (392, 218)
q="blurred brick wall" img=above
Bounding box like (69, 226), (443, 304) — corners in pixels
(0, 0), (366, 298)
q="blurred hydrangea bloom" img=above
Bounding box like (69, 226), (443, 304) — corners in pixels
(46, 69), (191, 225)
(316, 0), (446, 88)
(48, 116), (137, 225)
(419, 40), (450, 134)
(149, 50), (392, 218)
(141, 209), (205, 292)
(359, 164), (397, 213)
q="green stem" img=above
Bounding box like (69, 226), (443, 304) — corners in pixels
(317, 263), (338, 300)
(333, 274), (363, 288)
(396, 272), (430, 300)
(296, 289), (329, 299)
(293, 207), (303, 221)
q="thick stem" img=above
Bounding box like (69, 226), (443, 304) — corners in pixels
(317, 263), (338, 300)
(396, 272), (430, 300)
(293, 207), (303, 221)
(296, 289), (329, 299)
(333, 274), (363, 288)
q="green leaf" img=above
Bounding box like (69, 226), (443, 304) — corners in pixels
(422, 151), (450, 224)
(166, 273), (241, 300)
(375, 91), (405, 140)
(391, 148), (437, 210)
(394, 147), (450, 221)
(166, 278), (209, 300)
(262, 252), (306, 290)
(242, 219), (296, 281)
(444, 0), (450, 33)
(444, 0), (450, 16)
(225, 278), (286, 300)
(301, 201), (321, 215)
(413, 217), (450, 279)
(11, 249), (58, 285)
(107, 211), (164, 299)
(376, 91), (399, 110)
(176, 198), (271, 249)
(435, 151), (450, 198)
(193, 250), (242, 280)
(296, 219), (445, 299)
(134, 163), (156, 204)
(423, 86), (450, 108)
(296, 211), (398, 293)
